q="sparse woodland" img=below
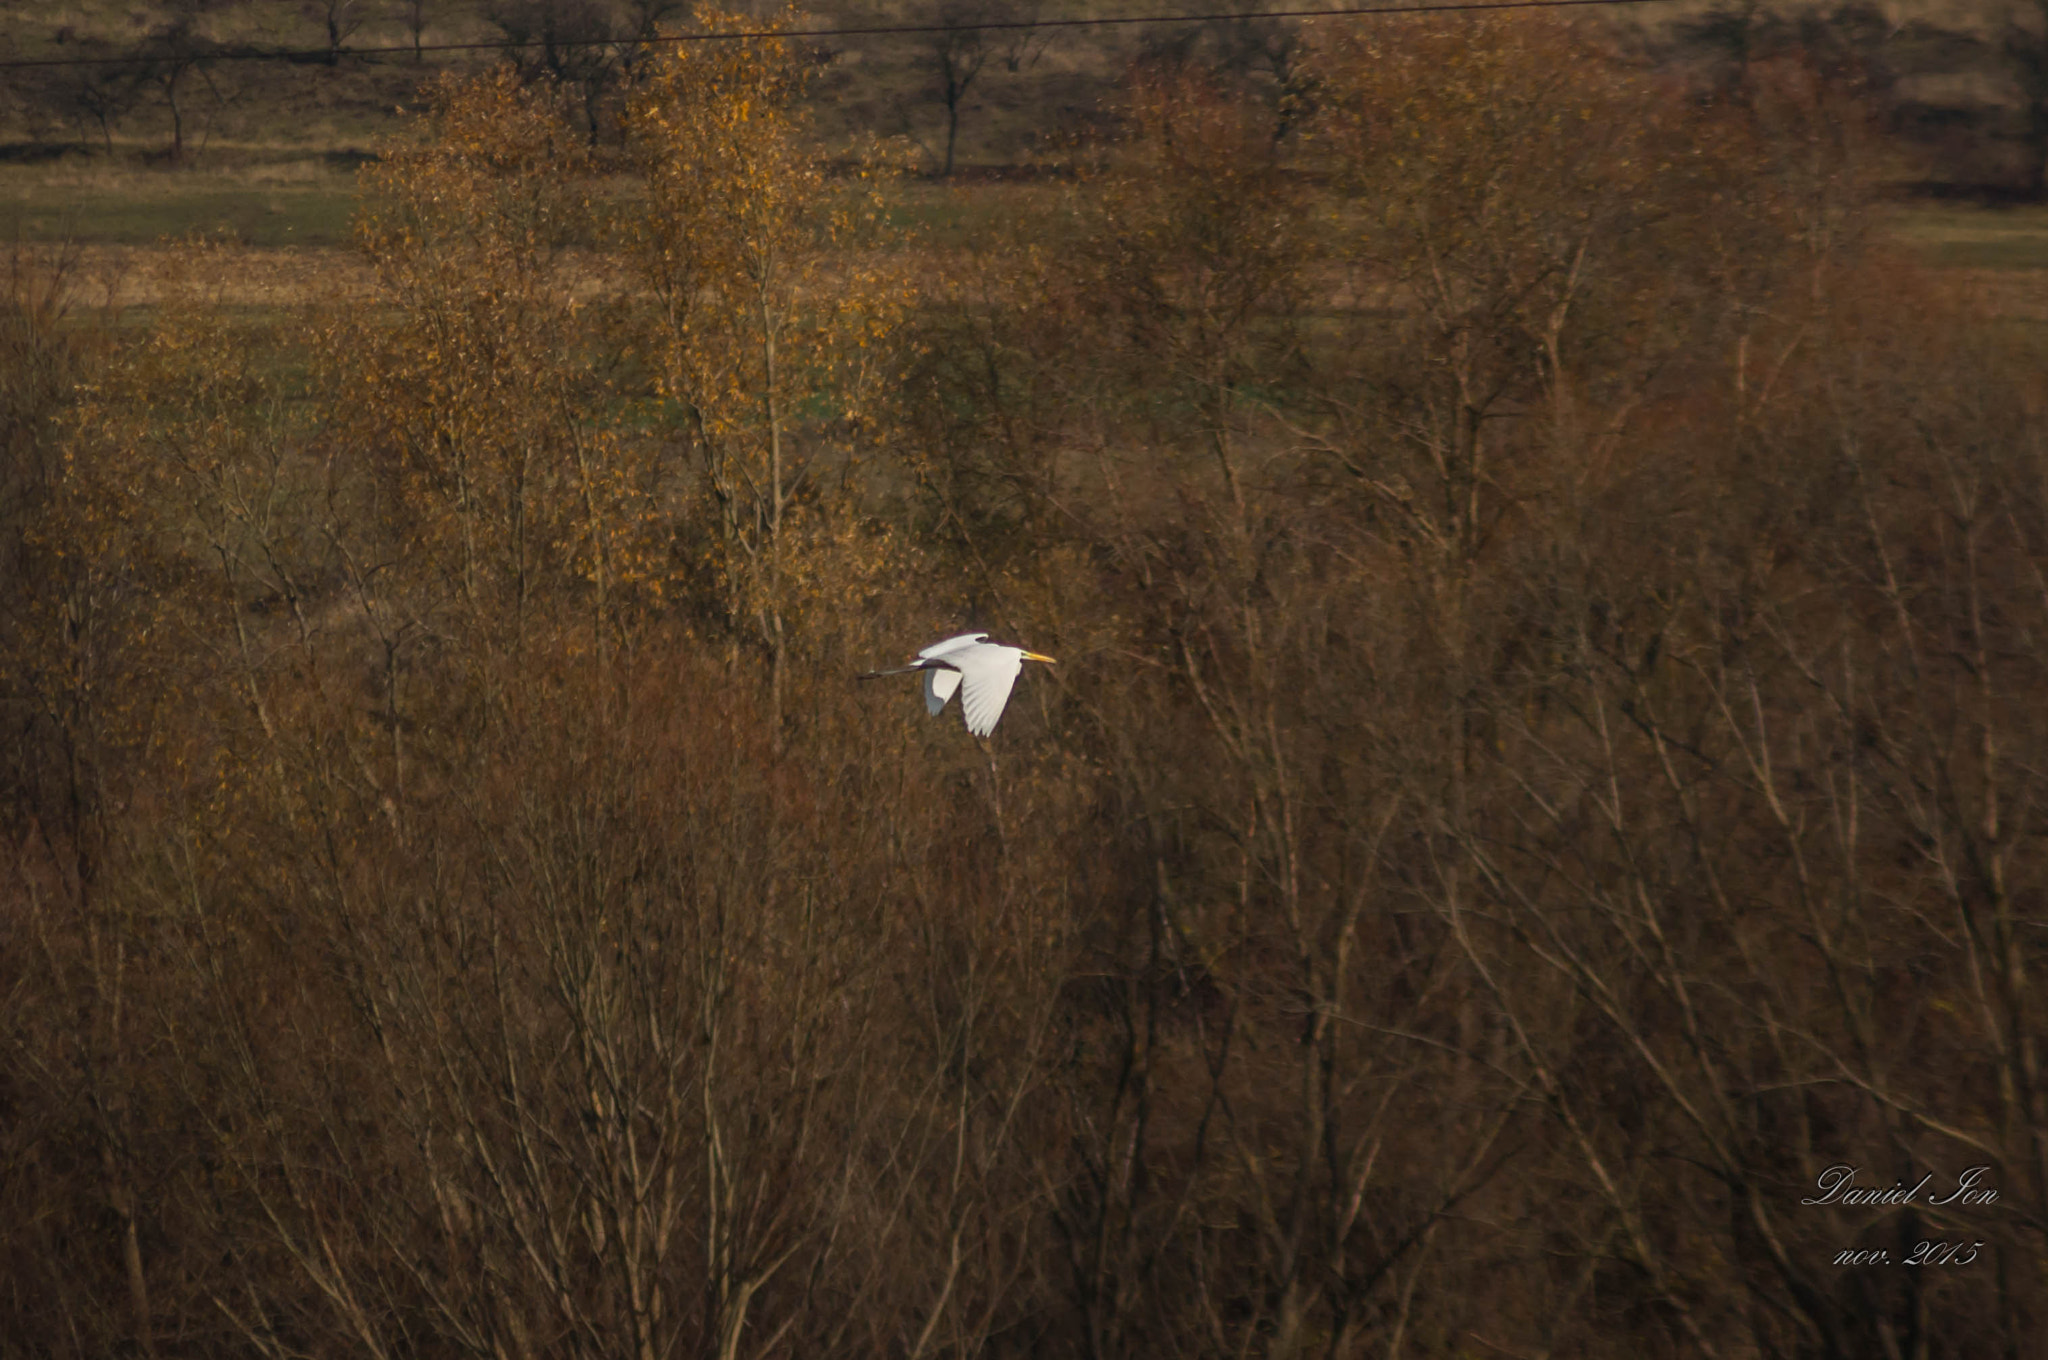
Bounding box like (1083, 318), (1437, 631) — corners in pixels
(5, 9), (2048, 1358)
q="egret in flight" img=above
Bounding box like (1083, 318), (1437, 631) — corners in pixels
(859, 633), (1057, 737)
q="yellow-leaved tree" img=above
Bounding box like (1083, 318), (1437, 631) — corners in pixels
(625, 7), (910, 737)
(341, 66), (649, 682)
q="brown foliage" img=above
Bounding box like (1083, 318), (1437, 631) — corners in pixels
(4, 17), (2046, 1360)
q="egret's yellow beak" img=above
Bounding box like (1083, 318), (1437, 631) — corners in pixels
(1023, 652), (1057, 664)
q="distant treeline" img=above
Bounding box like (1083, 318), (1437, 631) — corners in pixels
(1660, 0), (2048, 197)
(13, 0), (2048, 195)
(4, 9), (2047, 1359)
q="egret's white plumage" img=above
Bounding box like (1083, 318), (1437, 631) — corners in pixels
(861, 633), (1057, 737)
(918, 633), (989, 662)
(923, 667), (961, 716)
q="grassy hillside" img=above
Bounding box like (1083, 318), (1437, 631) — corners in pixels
(3, 0), (2025, 175)
(0, 0), (1169, 166)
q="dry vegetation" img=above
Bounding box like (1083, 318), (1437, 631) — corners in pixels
(5, 5), (2048, 1359)
(0, 0), (1167, 169)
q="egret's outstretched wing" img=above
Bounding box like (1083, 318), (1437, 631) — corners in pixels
(952, 643), (1025, 737)
(919, 632), (988, 662)
(924, 666), (962, 715)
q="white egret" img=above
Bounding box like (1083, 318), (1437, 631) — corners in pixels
(859, 633), (1057, 737)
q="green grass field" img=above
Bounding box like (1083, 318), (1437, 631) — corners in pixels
(6, 155), (2047, 285)
(1886, 203), (2048, 270)
(0, 165), (363, 246)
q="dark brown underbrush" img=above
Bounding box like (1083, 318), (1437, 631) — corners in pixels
(4, 13), (2045, 1359)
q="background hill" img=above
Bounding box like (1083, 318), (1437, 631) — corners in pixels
(9, 0), (2048, 290)
(3, 0), (2048, 188)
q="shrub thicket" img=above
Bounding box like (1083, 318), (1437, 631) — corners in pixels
(4, 12), (2045, 1359)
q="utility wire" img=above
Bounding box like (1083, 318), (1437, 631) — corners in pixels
(0, 0), (1686, 71)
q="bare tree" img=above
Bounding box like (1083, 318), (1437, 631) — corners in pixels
(308, 0), (364, 63)
(404, 0), (430, 58)
(487, 0), (633, 140)
(11, 52), (141, 156)
(2009, 0), (2048, 196)
(131, 2), (223, 163)
(904, 0), (1043, 177)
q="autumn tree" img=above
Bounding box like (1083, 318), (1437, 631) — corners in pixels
(1297, 18), (2036, 1355)
(136, 66), (975, 1360)
(340, 67), (654, 693)
(910, 58), (1531, 1358)
(625, 7), (909, 738)
(0, 239), (313, 1360)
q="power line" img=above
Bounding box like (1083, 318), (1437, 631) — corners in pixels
(0, 0), (1686, 71)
